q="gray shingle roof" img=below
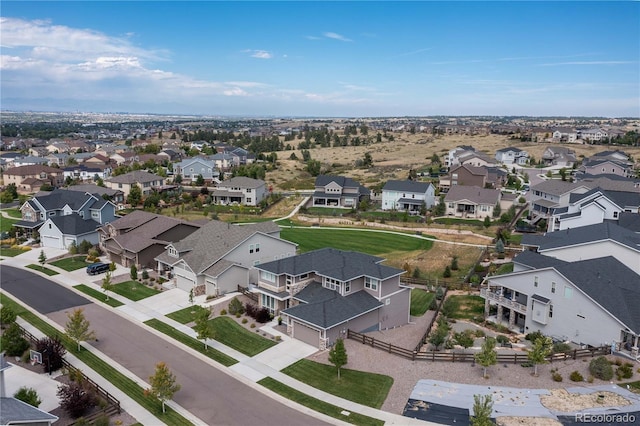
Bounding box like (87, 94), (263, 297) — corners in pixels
(256, 248), (403, 281)
(106, 170), (162, 184)
(521, 221), (640, 253)
(512, 251), (568, 270)
(172, 220), (282, 274)
(1, 397), (58, 425)
(315, 175), (369, 192)
(219, 176), (265, 189)
(383, 180), (433, 193)
(531, 180), (589, 196)
(444, 185), (500, 205)
(30, 188), (98, 211)
(283, 282), (382, 329)
(48, 214), (100, 235)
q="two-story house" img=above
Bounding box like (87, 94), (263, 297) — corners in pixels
(3, 165), (64, 193)
(15, 189), (117, 248)
(495, 147), (529, 165)
(528, 180), (591, 225)
(210, 176), (267, 207)
(155, 220), (296, 297)
(174, 157), (220, 183)
(381, 180), (435, 212)
(481, 251), (640, 356)
(254, 248), (410, 350)
(579, 151), (635, 178)
(311, 175), (370, 209)
(541, 146), (577, 168)
(104, 171), (165, 198)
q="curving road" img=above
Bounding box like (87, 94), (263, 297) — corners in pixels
(1, 266), (329, 426)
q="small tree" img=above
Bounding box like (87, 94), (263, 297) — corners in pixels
(475, 337), (497, 378)
(188, 289), (194, 305)
(36, 336), (66, 374)
(450, 256), (459, 271)
(0, 305), (17, 328)
(38, 250), (47, 267)
(527, 336), (552, 376)
(483, 216), (491, 228)
(443, 266), (452, 278)
(454, 330), (475, 353)
(193, 308), (214, 349)
(14, 386), (42, 408)
(127, 184), (142, 206)
(101, 271), (113, 301)
(495, 239), (505, 254)
(228, 297), (245, 315)
(146, 361), (181, 413)
(471, 394), (493, 426)
(130, 264), (138, 280)
(328, 338), (348, 379)
(57, 379), (96, 418)
(65, 308), (96, 352)
(1, 322), (30, 356)
(109, 261), (116, 272)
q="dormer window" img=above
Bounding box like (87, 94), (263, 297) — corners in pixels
(168, 247), (178, 257)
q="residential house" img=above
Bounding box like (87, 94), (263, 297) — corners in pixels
(158, 149), (182, 162)
(521, 221), (640, 275)
(63, 184), (125, 205)
(528, 180), (591, 225)
(311, 175), (370, 209)
(3, 165), (64, 193)
(155, 220), (296, 297)
(210, 176), (267, 206)
(546, 188), (640, 232)
(210, 152), (238, 170)
(440, 164), (493, 191)
(551, 128), (579, 143)
(15, 188), (117, 246)
(100, 210), (202, 268)
(254, 248), (410, 350)
(63, 164), (110, 183)
(578, 128), (609, 142)
(444, 185), (500, 219)
(541, 146), (577, 168)
(175, 157), (220, 182)
(579, 150), (635, 178)
(12, 156), (50, 167)
(104, 171), (165, 197)
(381, 180), (435, 211)
(45, 152), (70, 167)
(480, 252), (640, 356)
(495, 147), (529, 165)
(110, 151), (139, 166)
(458, 151), (497, 168)
(444, 145), (476, 169)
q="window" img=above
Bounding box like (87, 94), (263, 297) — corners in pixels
(551, 282), (556, 293)
(365, 277), (379, 291)
(246, 198), (252, 203)
(613, 211), (619, 219)
(564, 286), (573, 299)
(549, 305), (553, 318)
(324, 277), (341, 291)
(255, 243), (260, 253)
(299, 273), (309, 280)
(385, 298), (391, 305)
(534, 276), (538, 287)
(246, 188), (252, 193)
(253, 260), (260, 266)
(249, 244), (255, 253)
(260, 271), (276, 282)
(448, 203), (454, 209)
(344, 281), (351, 293)
(169, 247), (178, 257)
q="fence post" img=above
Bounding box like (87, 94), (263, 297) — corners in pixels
(514, 354), (517, 364)
(573, 349), (577, 360)
(371, 337), (375, 348)
(452, 352), (455, 363)
(362, 333), (365, 344)
(413, 351), (416, 361)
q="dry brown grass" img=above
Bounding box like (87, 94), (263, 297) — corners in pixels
(540, 389), (632, 412)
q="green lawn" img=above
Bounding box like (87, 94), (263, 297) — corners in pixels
(304, 207), (353, 216)
(433, 217), (484, 227)
(74, 284), (124, 308)
(509, 234), (523, 246)
(2, 208), (22, 218)
(111, 281), (160, 301)
(166, 305), (208, 324)
(0, 293), (193, 426)
(442, 295), (485, 320)
(0, 217), (18, 233)
(410, 288), (435, 316)
(50, 256), (89, 271)
(281, 359), (393, 409)
(26, 264), (59, 276)
(208, 316), (277, 356)
(144, 318), (237, 367)
(259, 377), (384, 426)
(495, 262), (514, 275)
(281, 228), (433, 255)
(0, 247), (30, 257)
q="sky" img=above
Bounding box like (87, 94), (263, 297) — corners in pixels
(1, 1), (639, 118)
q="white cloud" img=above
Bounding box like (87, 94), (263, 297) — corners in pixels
(323, 32), (352, 42)
(250, 50), (273, 59)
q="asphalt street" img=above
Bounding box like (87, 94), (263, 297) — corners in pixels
(1, 266), (329, 426)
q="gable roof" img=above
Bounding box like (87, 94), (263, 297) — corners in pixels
(0, 397), (59, 425)
(496, 147), (524, 153)
(521, 221), (640, 253)
(450, 164), (488, 177)
(4, 164), (61, 176)
(282, 281), (383, 330)
(26, 188), (105, 212)
(172, 220), (283, 274)
(219, 176), (265, 189)
(106, 170), (162, 184)
(531, 180), (589, 196)
(444, 185), (500, 205)
(383, 180), (433, 193)
(257, 247), (403, 281)
(46, 214), (101, 235)
(315, 175), (363, 189)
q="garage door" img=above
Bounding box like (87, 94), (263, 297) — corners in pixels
(292, 321), (320, 348)
(42, 235), (62, 249)
(176, 274), (195, 292)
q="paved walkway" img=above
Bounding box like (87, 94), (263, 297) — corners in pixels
(1, 245), (430, 425)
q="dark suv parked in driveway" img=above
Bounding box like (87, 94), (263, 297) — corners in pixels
(86, 262), (110, 275)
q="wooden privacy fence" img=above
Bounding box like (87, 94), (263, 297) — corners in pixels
(347, 329), (610, 363)
(19, 326), (122, 422)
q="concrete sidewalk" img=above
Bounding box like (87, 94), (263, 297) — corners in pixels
(2, 247), (430, 425)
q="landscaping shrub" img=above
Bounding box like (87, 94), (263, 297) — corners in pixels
(228, 297), (245, 315)
(443, 266), (452, 278)
(475, 329), (485, 338)
(570, 371), (584, 382)
(141, 270), (149, 280)
(255, 307), (271, 323)
(616, 363), (634, 380)
(219, 309), (227, 316)
(0, 305), (17, 327)
(496, 335), (510, 346)
(245, 302), (257, 318)
(241, 318), (248, 324)
(552, 372), (563, 382)
(589, 356), (613, 380)
(1, 322), (30, 356)
(525, 330), (544, 343)
(57, 380), (97, 418)
(552, 342), (572, 353)
(435, 287), (445, 300)
(250, 323), (256, 328)
(13, 386), (42, 407)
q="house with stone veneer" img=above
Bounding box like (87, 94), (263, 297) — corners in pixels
(253, 248), (410, 350)
(444, 185), (501, 219)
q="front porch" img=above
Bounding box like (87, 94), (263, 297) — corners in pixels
(480, 287), (527, 333)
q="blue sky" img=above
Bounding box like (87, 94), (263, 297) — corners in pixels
(1, 1), (638, 117)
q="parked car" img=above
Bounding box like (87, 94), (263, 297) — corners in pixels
(86, 262), (110, 275)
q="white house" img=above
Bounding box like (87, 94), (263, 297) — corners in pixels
(495, 147), (529, 165)
(210, 176), (267, 207)
(381, 180), (435, 212)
